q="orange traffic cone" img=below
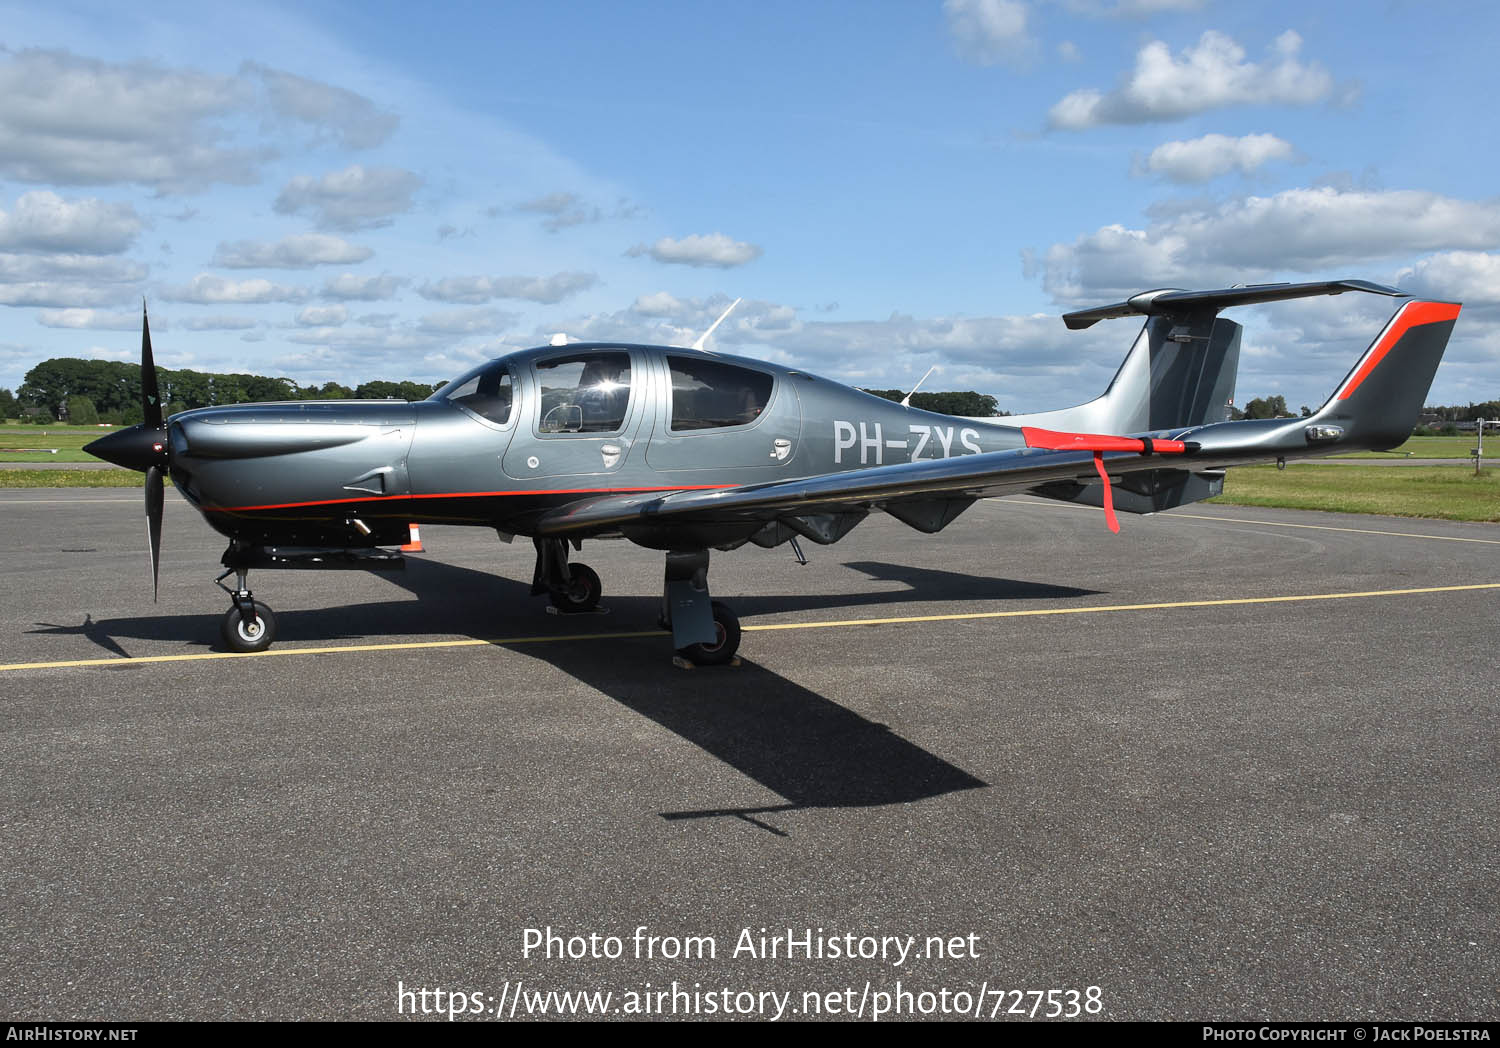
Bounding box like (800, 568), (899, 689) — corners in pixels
(401, 523), (423, 552)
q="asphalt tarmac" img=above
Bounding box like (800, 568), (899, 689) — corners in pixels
(1, 491), (1496, 1021)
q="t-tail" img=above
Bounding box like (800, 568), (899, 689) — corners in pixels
(1019, 280), (1459, 516)
(1002, 279), (1409, 434)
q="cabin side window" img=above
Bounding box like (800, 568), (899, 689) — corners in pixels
(667, 356), (773, 431)
(535, 352), (633, 433)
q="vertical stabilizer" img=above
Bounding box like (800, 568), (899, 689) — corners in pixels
(999, 314), (1240, 434)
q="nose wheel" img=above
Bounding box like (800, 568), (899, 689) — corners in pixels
(215, 563), (277, 653)
(221, 599), (276, 653)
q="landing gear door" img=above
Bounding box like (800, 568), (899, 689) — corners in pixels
(645, 353), (801, 473)
(504, 349), (647, 480)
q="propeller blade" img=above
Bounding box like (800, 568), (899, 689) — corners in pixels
(145, 465), (163, 602)
(141, 302), (163, 430)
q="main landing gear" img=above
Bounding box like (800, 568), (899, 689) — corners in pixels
(661, 549), (741, 666)
(532, 538), (742, 665)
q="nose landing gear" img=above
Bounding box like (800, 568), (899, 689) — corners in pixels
(216, 565), (276, 653)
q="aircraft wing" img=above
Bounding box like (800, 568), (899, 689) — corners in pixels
(535, 439), (1193, 538)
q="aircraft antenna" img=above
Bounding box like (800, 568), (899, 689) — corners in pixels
(691, 297), (742, 351)
(900, 365), (938, 407)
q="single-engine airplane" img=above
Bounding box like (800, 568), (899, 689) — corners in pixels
(86, 279), (1459, 664)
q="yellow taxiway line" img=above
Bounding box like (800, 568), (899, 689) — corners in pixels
(3, 582), (1496, 673)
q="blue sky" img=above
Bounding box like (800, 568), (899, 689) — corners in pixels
(0, 0), (1496, 413)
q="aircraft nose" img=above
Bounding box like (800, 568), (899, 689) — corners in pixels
(84, 424), (169, 473)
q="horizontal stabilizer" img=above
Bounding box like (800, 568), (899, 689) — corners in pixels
(1063, 279), (1406, 330)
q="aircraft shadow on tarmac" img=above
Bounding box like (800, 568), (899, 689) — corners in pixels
(31, 556), (1102, 834)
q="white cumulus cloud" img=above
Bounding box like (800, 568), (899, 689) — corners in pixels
(321, 273), (407, 301)
(295, 304), (349, 327)
(213, 233), (373, 268)
(1037, 187), (1500, 303)
(943, 0), (1034, 67)
(0, 192), (143, 254)
(274, 165), (423, 231)
(214, 233), (374, 269)
(1048, 30), (1334, 129)
(417, 272), (598, 305)
(417, 307), (518, 335)
(160, 274), (310, 305)
(0, 251), (145, 307)
(627, 233), (762, 269)
(35, 308), (144, 330)
(1396, 252), (1500, 307)
(181, 315), (259, 331)
(0, 50), (396, 193)
(1137, 133), (1295, 183)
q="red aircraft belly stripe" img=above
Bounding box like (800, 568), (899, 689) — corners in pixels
(1336, 301), (1461, 401)
(206, 484), (734, 513)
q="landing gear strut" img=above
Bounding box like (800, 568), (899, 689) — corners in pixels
(531, 537), (602, 613)
(662, 549), (741, 666)
(215, 561), (276, 653)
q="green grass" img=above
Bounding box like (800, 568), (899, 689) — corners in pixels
(0, 421), (122, 462)
(0, 469), (155, 488)
(1334, 435), (1486, 459)
(1211, 464), (1500, 522)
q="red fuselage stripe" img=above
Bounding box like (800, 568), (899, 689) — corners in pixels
(1336, 301), (1461, 401)
(205, 484), (734, 513)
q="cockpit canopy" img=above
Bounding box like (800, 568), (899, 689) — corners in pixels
(429, 357), (515, 425)
(431, 344), (777, 434)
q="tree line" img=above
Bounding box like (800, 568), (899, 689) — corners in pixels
(6, 358), (441, 424)
(861, 389), (1007, 416)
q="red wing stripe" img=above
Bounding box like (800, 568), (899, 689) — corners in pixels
(1336, 300), (1462, 401)
(207, 484), (735, 513)
(1022, 427), (1186, 454)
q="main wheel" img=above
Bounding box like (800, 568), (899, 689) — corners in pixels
(221, 600), (276, 653)
(549, 562), (602, 612)
(677, 601), (741, 666)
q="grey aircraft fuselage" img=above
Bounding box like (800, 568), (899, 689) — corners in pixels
(170, 343), (1027, 553)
